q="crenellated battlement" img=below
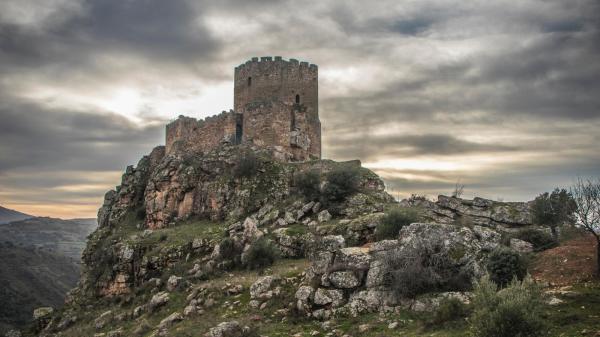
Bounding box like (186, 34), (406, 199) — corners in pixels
(166, 57), (321, 161)
(234, 56), (318, 73)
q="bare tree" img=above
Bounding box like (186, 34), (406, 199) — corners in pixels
(570, 177), (600, 274)
(452, 179), (465, 198)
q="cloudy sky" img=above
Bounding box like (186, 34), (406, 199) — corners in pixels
(0, 0), (599, 218)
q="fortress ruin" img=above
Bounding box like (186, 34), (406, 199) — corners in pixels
(166, 56), (321, 161)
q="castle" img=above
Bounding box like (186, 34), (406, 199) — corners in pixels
(165, 56), (321, 161)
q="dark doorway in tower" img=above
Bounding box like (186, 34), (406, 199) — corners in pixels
(295, 94), (300, 104)
(248, 77), (252, 87)
(235, 115), (243, 144)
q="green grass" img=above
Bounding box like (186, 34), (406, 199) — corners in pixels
(285, 223), (309, 236)
(544, 282), (600, 336)
(129, 219), (228, 248)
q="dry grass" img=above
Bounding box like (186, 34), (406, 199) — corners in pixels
(531, 233), (598, 286)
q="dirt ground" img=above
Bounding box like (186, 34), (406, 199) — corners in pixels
(531, 233), (599, 286)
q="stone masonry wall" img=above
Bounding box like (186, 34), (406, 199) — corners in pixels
(235, 57), (321, 161)
(165, 111), (242, 155)
(165, 57), (321, 161)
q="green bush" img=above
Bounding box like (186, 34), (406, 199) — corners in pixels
(295, 170), (321, 201)
(429, 297), (470, 326)
(470, 275), (546, 337)
(516, 228), (558, 251)
(244, 237), (279, 270)
(321, 166), (360, 203)
(375, 208), (420, 240)
(233, 152), (260, 179)
(486, 247), (527, 287)
(218, 237), (238, 260)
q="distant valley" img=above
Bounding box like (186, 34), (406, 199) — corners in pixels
(0, 209), (97, 334)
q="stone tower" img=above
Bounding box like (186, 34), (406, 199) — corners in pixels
(234, 56), (321, 161)
(165, 56), (321, 161)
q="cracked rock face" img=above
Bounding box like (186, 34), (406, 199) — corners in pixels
(401, 195), (533, 230)
(297, 223), (504, 317)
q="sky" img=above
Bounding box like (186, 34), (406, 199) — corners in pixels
(0, 0), (599, 218)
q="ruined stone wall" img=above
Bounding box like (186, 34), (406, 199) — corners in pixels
(234, 57), (321, 161)
(165, 111), (242, 155)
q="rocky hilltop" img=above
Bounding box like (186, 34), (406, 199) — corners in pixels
(27, 139), (589, 337)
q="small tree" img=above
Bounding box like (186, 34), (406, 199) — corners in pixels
(452, 180), (465, 198)
(321, 166), (360, 204)
(570, 177), (600, 274)
(295, 170), (321, 201)
(486, 247), (528, 287)
(531, 188), (577, 240)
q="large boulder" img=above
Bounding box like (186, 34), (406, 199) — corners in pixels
(295, 223), (502, 315)
(401, 195), (533, 229)
(250, 276), (281, 300)
(206, 321), (245, 337)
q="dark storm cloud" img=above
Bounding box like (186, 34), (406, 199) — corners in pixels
(326, 134), (518, 162)
(1, 0), (599, 216)
(0, 94), (163, 172)
(0, 0), (221, 82)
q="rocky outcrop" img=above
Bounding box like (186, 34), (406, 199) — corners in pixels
(98, 144), (391, 231)
(401, 195), (533, 230)
(296, 223), (502, 318)
(78, 143), (393, 299)
(98, 146), (165, 229)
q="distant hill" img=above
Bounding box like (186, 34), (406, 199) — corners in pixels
(0, 243), (80, 334)
(0, 206), (32, 224)
(0, 217), (97, 261)
(0, 216), (97, 334)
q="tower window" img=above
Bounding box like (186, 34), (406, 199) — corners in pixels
(295, 94), (300, 104)
(248, 77), (252, 87)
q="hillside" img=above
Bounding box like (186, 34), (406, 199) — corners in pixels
(0, 243), (80, 334)
(0, 206), (32, 224)
(0, 217), (97, 261)
(19, 141), (596, 337)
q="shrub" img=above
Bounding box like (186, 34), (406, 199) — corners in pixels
(470, 275), (546, 337)
(218, 237), (238, 260)
(375, 208), (419, 241)
(244, 237), (279, 270)
(295, 170), (321, 201)
(516, 228), (558, 251)
(233, 152), (260, 179)
(429, 297), (470, 326)
(383, 240), (472, 298)
(486, 247), (527, 287)
(321, 166), (360, 203)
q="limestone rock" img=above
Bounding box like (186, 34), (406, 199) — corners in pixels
(328, 271), (360, 289)
(166, 275), (182, 292)
(94, 310), (112, 330)
(402, 195), (533, 229)
(33, 307), (54, 320)
(250, 276), (281, 300)
(510, 238), (534, 253)
(206, 321), (244, 337)
(313, 288), (345, 307)
(149, 292), (170, 312)
(158, 312), (183, 329)
(317, 210), (332, 223)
